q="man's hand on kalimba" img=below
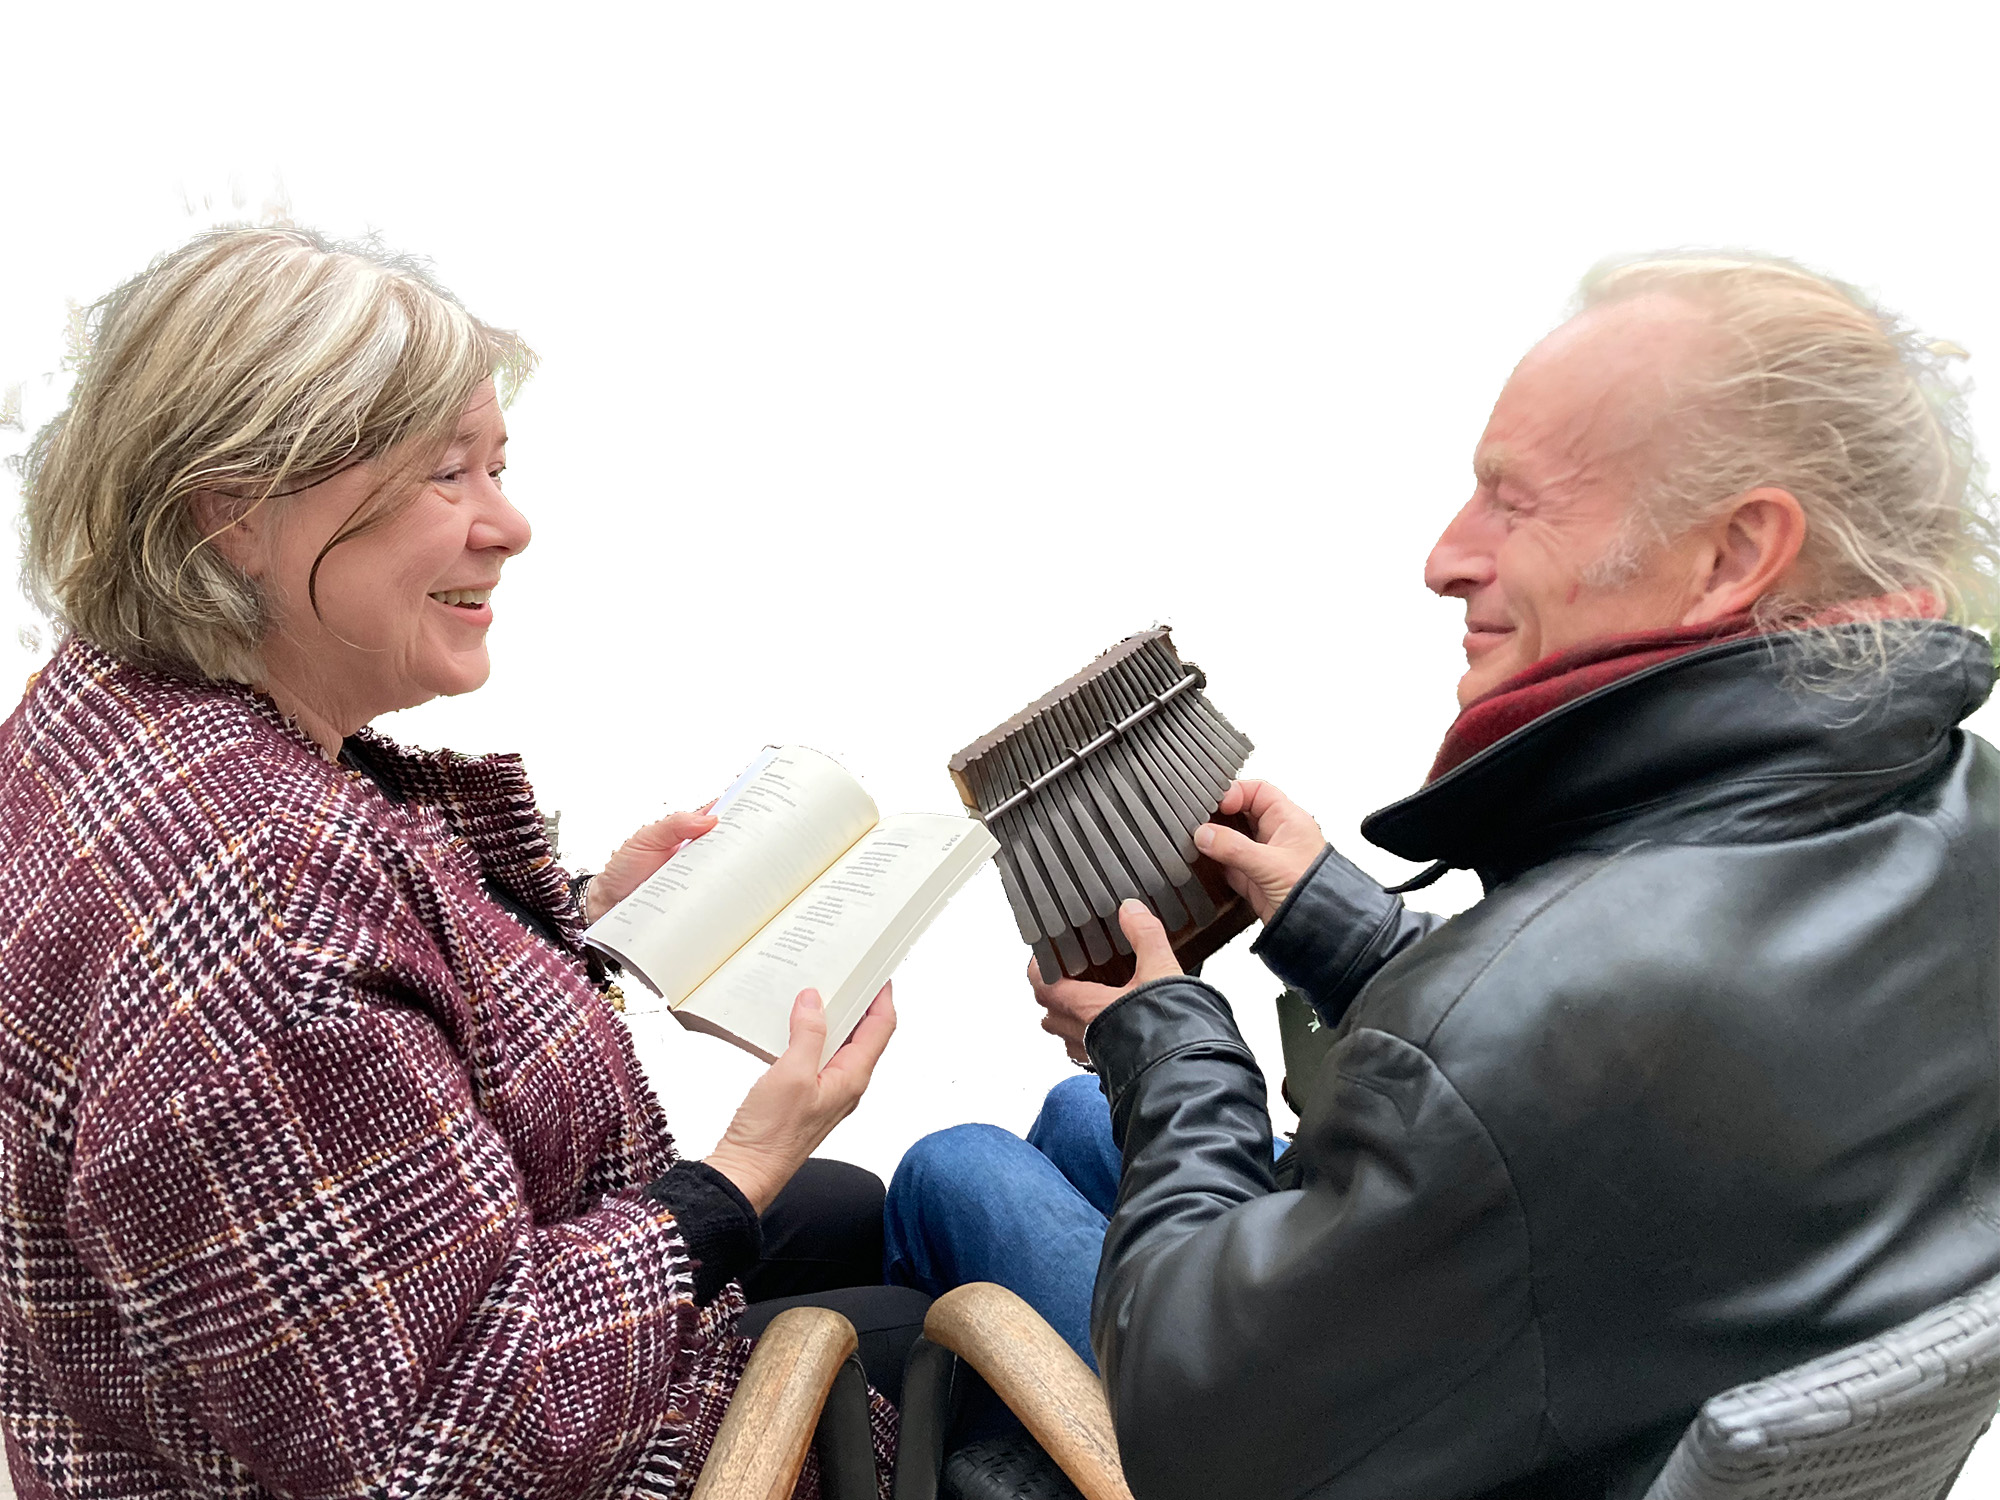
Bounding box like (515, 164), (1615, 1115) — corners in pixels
(1029, 901), (1184, 1067)
(1194, 779), (1328, 922)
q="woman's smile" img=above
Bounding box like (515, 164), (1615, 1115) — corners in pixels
(429, 585), (497, 626)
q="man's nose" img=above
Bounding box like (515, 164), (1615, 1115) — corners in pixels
(1424, 495), (1496, 599)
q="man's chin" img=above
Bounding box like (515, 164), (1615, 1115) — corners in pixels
(1455, 657), (1517, 709)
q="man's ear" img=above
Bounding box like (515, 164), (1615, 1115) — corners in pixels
(189, 490), (267, 576)
(1681, 487), (1808, 625)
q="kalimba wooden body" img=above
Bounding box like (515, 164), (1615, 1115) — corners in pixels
(949, 629), (1255, 986)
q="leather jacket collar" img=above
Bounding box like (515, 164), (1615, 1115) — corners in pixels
(1361, 622), (1995, 884)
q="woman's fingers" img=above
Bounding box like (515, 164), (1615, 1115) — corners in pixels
(635, 809), (718, 848)
(824, 985), (897, 1092)
(781, 988), (830, 1070)
(588, 810), (720, 921)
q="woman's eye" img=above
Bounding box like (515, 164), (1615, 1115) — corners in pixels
(432, 467), (465, 485)
(488, 466), (506, 487)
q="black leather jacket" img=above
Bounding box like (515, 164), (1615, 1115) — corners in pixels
(1085, 625), (2000, 1500)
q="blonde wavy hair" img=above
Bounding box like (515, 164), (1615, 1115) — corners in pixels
(1577, 253), (2000, 665)
(19, 226), (534, 681)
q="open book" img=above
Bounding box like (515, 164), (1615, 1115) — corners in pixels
(584, 746), (998, 1065)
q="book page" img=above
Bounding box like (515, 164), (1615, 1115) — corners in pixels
(675, 813), (999, 1065)
(584, 746), (879, 1003)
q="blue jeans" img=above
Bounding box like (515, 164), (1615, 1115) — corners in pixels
(885, 1075), (1119, 1370)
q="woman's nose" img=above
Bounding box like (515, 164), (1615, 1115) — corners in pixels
(469, 479), (532, 557)
(1424, 495), (1497, 599)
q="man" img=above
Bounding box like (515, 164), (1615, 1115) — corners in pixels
(886, 254), (2000, 1499)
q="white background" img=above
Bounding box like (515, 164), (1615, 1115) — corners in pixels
(4, 3), (1998, 1489)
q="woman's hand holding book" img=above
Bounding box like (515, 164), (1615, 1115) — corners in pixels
(702, 984), (898, 1214)
(585, 808), (718, 924)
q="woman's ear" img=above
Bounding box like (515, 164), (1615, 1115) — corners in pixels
(1681, 487), (1808, 625)
(190, 490), (267, 576)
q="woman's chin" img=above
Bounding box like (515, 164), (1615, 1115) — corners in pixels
(421, 648), (494, 701)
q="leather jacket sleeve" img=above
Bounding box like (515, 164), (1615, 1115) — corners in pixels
(1251, 846), (1446, 1027)
(1085, 979), (1544, 1500)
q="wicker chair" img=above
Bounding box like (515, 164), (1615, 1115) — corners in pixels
(1644, 1269), (2000, 1500)
(892, 1276), (2000, 1500)
(694, 1271), (2000, 1500)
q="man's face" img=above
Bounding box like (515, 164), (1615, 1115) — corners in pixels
(1426, 295), (1720, 708)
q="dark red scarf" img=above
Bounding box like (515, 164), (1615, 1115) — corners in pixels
(1427, 594), (1943, 783)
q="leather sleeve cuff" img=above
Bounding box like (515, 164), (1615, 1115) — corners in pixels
(1250, 845), (1406, 1024)
(646, 1160), (763, 1303)
(1085, 975), (1259, 1124)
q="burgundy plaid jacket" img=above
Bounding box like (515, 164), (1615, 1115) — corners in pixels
(0, 640), (797, 1497)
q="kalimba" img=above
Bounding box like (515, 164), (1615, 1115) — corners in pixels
(949, 629), (1256, 985)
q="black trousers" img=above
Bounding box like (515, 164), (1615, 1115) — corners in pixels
(735, 1158), (931, 1404)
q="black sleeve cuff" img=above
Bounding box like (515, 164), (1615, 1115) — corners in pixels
(1250, 844), (1412, 1025)
(646, 1160), (763, 1303)
(1084, 975), (1261, 1131)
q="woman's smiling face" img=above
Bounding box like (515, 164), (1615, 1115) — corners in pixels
(226, 380), (530, 748)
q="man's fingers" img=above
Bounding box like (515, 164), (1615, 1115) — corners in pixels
(1038, 974), (1120, 1015)
(1234, 779), (1313, 842)
(1041, 1012), (1086, 1046)
(1117, 899), (1182, 982)
(1028, 959), (1105, 1011)
(1195, 820), (1288, 879)
(1218, 777), (1280, 819)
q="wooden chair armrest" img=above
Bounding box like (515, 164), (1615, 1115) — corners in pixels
(923, 1282), (1134, 1500)
(691, 1306), (859, 1500)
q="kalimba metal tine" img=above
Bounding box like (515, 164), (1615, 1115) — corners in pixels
(1045, 692), (1143, 954)
(973, 755), (1072, 981)
(1155, 695), (1233, 805)
(1087, 768), (1186, 927)
(993, 734), (1085, 973)
(1017, 723), (1122, 969)
(1134, 644), (1237, 790)
(1076, 665), (1207, 920)
(1089, 650), (1222, 928)
(999, 730), (1087, 971)
(1029, 812), (1114, 967)
(1142, 641), (1251, 775)
(1098, 747), (1198, 891)
(1029, 710), (1125, 933)
(1092, 667), (1206, 863)
(1011, 831), (1088, 976)
(996, 851), (1062, 981)
(1022, 715), (1115, 966)
(1078, 670), (1187, 843)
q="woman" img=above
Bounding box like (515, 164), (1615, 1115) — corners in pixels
(0, 227), (912, 1497)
